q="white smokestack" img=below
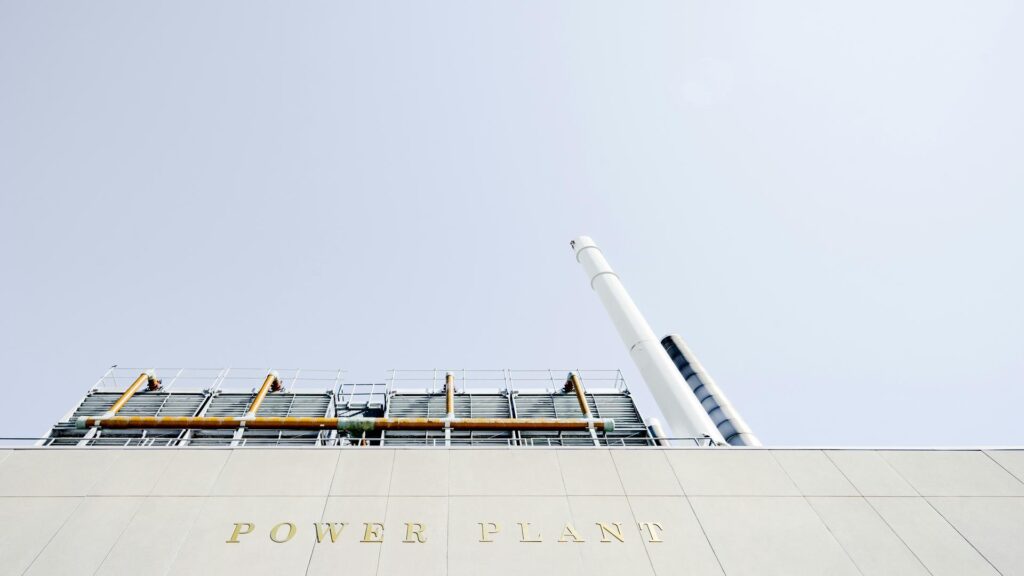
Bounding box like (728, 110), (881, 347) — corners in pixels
(571, 236), (725, 444)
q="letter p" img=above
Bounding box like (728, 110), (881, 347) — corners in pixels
(226, 522), (255, 543)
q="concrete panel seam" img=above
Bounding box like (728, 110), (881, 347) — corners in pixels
(923, 497), (1007, 576)
(158, 449), (235, 575)
(770, 452), (866, 576)
(305, 451), (344, 576)
(611, 451), (714, 576)
(88, 497), (147, 576)
(823, 451), (936, 576)
(983, 451), (1024, 487)
(661, 450), (729, 574)
(18, 497), (87, 576)
(374, 451), (399, 576)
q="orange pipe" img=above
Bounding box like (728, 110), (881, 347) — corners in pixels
(567, 372), (591, 417)
(106, 371), (156, 416)
(79, 415), (614, 432)
(245, 372), (280, 417)
(445, 372), (455, 416)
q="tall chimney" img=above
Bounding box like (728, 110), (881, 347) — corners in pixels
(571, 236), (724, 444)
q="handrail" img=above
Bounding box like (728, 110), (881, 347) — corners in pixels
(77, 415), (615, 432)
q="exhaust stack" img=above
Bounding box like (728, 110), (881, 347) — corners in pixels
(571, 236), (724, 444)
(662, 335), (761, 446)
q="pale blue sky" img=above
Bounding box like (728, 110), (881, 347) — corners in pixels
(1, 1), (1021, 445)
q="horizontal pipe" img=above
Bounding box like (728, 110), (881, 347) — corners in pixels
(77, 415), (615, 433)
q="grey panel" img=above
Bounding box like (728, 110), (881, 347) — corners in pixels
(808, 497), (930, 575)
(189, 392), (335, 446)
(306, 497), (388, 576)
(241, 392), (334, 446)
(0, 450), (120, 496)
(882, 451), (1024, 496)
(514, 392), (651, 446)
(869, 496), (1001, 576)
(0, 497), (81, 576)
(690, 496), (860, 576)
(449, 450), (564, 496)
(95, 497), (205, 576)
(627, 496), (725, 576)
(24, 496), (143, 576)
(772, 450), (858, 496)
(166, 496), (326, 576)
(384, 393), (512, 446)
(210, 449), (339, 496)
(187, 392), (252, 446)
(929, 497), (1024, 576)
(825, 450), (917, 496)
(666, 450), (799, 496)
(46, 391), (208, 446)
(986, 450), (1024, 484)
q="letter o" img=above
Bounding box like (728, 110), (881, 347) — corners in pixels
(270, 522), (297, 543)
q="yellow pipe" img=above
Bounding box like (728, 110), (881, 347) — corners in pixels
(567, 372), (591, 417)
(445, 372), (455, 416)
(79, 415), (615, 432)
(106, 371), (156, 416)
(245, 371), (280, 417)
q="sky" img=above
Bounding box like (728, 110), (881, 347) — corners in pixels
(0, 1), (1021, 445)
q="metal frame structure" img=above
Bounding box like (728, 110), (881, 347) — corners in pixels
(44, 368), (651, 448)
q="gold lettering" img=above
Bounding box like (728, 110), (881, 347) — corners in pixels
(517, 522), (542, 543)
(596, 522), (624, 543)
(403, 523), (427, 543)
(270, 522), (297, 543)
(314, 522), (346, 543)
(361, 522), (384, 543)
(557, 523), (585, 543)
(478, 522), (500, 543)
(226, 522), (255, 543)
(639, 522), (664, 543)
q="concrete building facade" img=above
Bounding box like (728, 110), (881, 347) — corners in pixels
(1, 446), (1022, 576)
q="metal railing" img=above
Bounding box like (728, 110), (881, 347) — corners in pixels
(4, 436), (718, 448)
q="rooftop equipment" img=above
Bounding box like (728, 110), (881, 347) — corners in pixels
(46, 368), (672, 447)
(571, 236), (725, 444)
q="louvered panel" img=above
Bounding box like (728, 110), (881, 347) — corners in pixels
(451, 394), (511, 445)
(91, 393), (203, 445)
(47, 391), (209, 445)
(384, 394), (445, 444)
(69, 393), (120, 418)
(242, 393), (334, 446)
(190, 393), (251, 445)
(594, 394), (652, 445)
(513, 393), (651, 446)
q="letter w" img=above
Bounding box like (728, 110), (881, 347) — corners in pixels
(314, 522), (346, 543)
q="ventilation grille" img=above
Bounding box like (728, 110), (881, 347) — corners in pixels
(383, 393), (513, 446)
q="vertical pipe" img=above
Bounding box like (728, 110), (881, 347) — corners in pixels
(566, 372), (591, 417)
(445, 372), (455, 418)
(646, 418), (669, 447)
(571, 236), (725, 444)
(246, 371), (280, 417)
(104, 370), (156, 417)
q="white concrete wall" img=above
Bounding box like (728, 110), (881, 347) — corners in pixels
(0, 448), (1022, 576)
